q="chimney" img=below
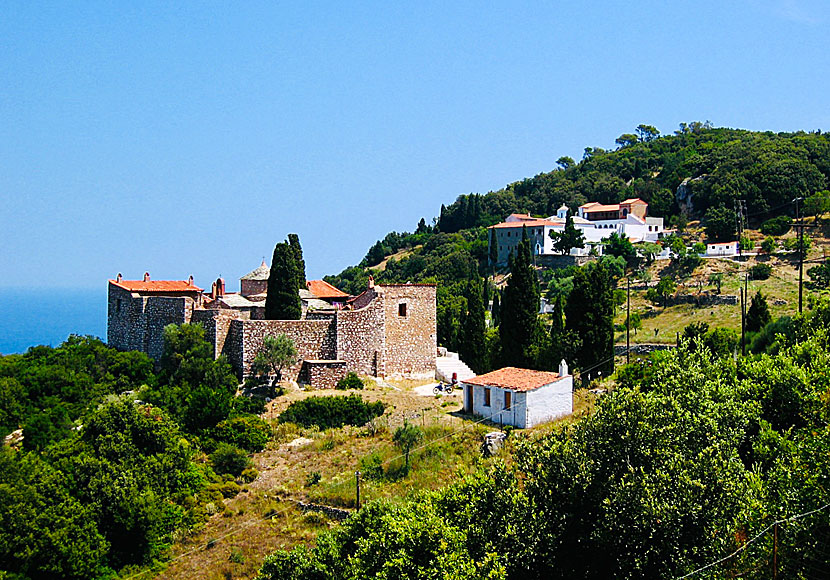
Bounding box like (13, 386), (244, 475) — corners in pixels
(143, 272), (150, 282)
(211, 282), (217, 300)
(217, 278), (225, 297)
(367, 275), (374, 289)
(188, 275), (194, 287)
(116, 273), (122, 283)
(559, 359), (569, 377)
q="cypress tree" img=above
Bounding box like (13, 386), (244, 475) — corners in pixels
(492, 292), (501, 328)
(287, 233), (307, 288)
(265, 242), (302, 320)
(551, 295), (564, 337)
(565, 261), (614, 376)
(746, 290), (771, 332)
(499, 235), (540, 367)
(460, 276), (486, 373)
(489, 228), (499, 270)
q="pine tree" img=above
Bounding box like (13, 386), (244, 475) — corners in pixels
(746, 290), (771, 332)
(287, 233), (306, 288)
(550, 213), (586, 255)
(565, 261), (614, 376)
(265, 242), (302, 320)
(460, 276), (486, 373)
(499, 234), (540, 367)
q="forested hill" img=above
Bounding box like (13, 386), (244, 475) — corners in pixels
(328, 124), (830, 279)
(323, 124), (830, 353)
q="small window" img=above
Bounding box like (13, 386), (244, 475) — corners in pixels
(398, 303), (407, 317)
(484, 388), (491, 407)
(504, 391), (511, 410)
(116, 298), (122, 313)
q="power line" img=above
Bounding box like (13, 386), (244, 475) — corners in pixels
(676, 503), (830, 580)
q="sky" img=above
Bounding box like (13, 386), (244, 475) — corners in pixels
(2, 0), (829, 290)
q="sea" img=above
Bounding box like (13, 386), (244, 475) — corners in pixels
(0, 287), (107, 355)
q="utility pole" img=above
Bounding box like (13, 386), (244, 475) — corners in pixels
(740, 273), (747, 357)
(355, 471), (361, 509)
(773, 522), (779, 580)
(626, 275), (631, 365)
(735, 199), (746, 256)
(795, 197), (804, 313)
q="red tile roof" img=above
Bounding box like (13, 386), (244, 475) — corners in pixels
(620, 198), (647, 205)
(489, 219), (559, 229)
(306, 280), (350, 299)
(582, 203), (621, 213)
(109, 280), (202, 293)
(462, 366), (566, 392)
(506, 213), (536, 221)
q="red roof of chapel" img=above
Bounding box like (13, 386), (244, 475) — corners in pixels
(463, 367), (567, 392)
(109, 280), (202, 293)
(306, 280), (350, 299)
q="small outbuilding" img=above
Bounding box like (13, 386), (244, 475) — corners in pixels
(460, 361), (573, 428)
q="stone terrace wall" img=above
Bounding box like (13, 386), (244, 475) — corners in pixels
(298, 360), (347, 389)
(336, 294), (385, 376)
(228, 319), (337, 379)
(379, 285), (436, 379)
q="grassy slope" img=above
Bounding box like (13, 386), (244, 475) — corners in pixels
(613, 224), (828, 344)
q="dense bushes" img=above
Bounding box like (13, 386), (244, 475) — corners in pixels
(759, 215), (792, 236)
(210, 443), (251, 477)
(214, 414), (271, 452)
(750, 263), (772, 280)
(336, 372), (365, 390)
(278, 394), (385, 429)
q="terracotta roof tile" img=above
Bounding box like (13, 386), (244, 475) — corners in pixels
(462, 366), (566, 392)
(620, 197), (647, 205)
(109, 280), (202, 293)
(306, 280), (350, 299)
(489, 219), (559, 229)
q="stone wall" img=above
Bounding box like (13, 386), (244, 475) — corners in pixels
(191, 309), (244, 359)
(535, 254), (595, 269)
(379, 285), (436, 379)
(241, 279), (267, 297)
(298, 360), (347, 389)
(107, 285), (194, 361)
(228, 318), (337, 379)
(335, 291), (385, 376)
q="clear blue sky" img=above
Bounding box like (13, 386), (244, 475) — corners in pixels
(2, 0), (829, 290)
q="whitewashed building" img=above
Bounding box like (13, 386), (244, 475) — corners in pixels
(705, 241), (739, 257)
(488, 199), (665, 265)
(461, 362), (573, 428)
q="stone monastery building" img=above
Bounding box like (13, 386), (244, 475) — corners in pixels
(107, 263), (437, 388)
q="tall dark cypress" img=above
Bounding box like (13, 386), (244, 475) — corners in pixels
(499, 234), (539, 367)
(265, 242), (302, 320)
(460, 276), (486, 373)
(565, 261), (614, 375)
(491, 292), (501, 328)
(287, 233), (306, 288)
(489, 228), (499, 269)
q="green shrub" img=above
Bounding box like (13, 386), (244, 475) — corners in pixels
(360, 450), (385, 481)
(208, 480), (242, 498)
(759, 215), (792, 236)
(336, 372), (365, 390)
(278, 394), (385, 430)
(210, 443), (251, 477)
(232, 395), (267, 415)
(240, 467), (259, 483)
(214, 414), (271, 452)
(305, 471), (322, 487)
(750, 263), (772, 280)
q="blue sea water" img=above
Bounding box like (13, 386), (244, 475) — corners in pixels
(0, 287), (106, 354)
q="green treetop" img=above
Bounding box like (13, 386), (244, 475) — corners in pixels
(499, 233), (539, 367)
(550, 213), (585, 256)
(265, 241), (302, 320)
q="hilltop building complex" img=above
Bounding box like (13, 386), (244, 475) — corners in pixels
(107, 264), (437, 388)
(489, 198), (666, 264)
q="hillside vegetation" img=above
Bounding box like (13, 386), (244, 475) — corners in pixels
(325, 124), (830, 361)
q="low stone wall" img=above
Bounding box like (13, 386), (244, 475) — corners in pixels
(614, 343), (676, 356)
(298, 360), (347, 389)
(228, 318), (338, 379)
(295, 500), (351, 522)
(535, 254), (596, 269)
(670, 294), (738, 306)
